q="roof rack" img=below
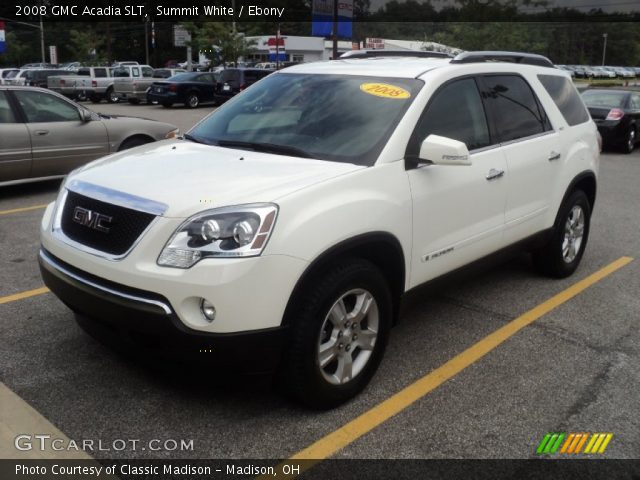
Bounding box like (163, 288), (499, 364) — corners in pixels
(339, 50), (453, 60)
(451, 51), (555, 68)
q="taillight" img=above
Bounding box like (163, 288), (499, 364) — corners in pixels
(606, 108), (624, 121)
(91, 80), (97, 87)
(169, 84), (177, 92)
(239, 83), (246, 91)
(60, 79), (65, 85)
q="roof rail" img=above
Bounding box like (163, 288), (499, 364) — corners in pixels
(451, 51), (555, 68)
(339, 50), (453, 60)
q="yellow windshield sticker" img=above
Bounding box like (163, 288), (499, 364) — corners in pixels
(360, 83), (410, 99)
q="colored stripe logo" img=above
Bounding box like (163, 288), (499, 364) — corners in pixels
(537, 433), (613, 454)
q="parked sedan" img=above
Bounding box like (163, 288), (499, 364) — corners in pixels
(0, 68), (20, 85)
(582, 89), (640, 153)
(0, 86), (179, 186)
(213, 68), (274, 104)
(147, 72), (218, 108)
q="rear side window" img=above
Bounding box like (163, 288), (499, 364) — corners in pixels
(78, 68), (90, 76)
(142, 67), (154, 78)
(630, 94), (640, 110)
(481, 75), (551, 143)
(538, 75), (589, 126)
(94, 68), (107, 78)
(410, 77), (491, 153)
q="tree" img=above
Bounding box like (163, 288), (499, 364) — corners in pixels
(69, 28), (105, 63)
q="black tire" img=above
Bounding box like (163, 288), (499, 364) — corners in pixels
(185, 93), (200, 108)
(89, 95), (102, 104)
(106, 87), (119, 104)
(161, 101), (172, 108)
(128, 98), (140, 105)
(278, 258), (392, 409)
(532, 190), (591, 278)
(118, 136), (151, 151)
(624, 126), (636, 154)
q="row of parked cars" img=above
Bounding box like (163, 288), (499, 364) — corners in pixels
(556, 64), (639, 79)
(0, 63), (275, 108)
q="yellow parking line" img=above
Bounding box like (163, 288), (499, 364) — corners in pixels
(272, 256), (633, 477)
(0, 204), (48, 216)
(0, 287), (50, 305)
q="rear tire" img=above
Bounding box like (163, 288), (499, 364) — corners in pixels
(624, 127), (636, 154)
(185, 93), (199, 108)
(128, 98), (140, 105)
(106, 87), (119, 104)
(532, 190), (591, 278)
(89, 95), (102, 104)
(278, 259), (392, 409)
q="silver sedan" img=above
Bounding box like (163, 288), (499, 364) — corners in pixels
(0, 86), (179, 186)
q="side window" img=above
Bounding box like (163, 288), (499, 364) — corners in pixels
(537, 74), (590, 126)
(409, 77), (491, 154)
(132, 67), (140, 77)
(14, 90), (80, 123)
(142, 67), (154, 78)
(481, 75), (550, 142)
(94, 68), (107, 78)
(0, 91), (17, 123)
(631, 94), (640, 110)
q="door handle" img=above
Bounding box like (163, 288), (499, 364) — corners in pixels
(34, 130), (49, 136)
(486, 168), (505, 181)
(548, 151), (561, 161)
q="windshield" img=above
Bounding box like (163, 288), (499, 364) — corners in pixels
(582, 91), (626, 108)
(188, 73), (422, 166)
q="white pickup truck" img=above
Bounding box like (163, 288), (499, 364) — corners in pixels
(112, 65), (157, 104)
(48, 67), (115, 102)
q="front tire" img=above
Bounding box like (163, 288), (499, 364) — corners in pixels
(532, 190), (591, 278)
(279, 259), (392, 409)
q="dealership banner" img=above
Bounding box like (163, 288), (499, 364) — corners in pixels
(311, 0), (353, 38)
(0, 21), (6, 54)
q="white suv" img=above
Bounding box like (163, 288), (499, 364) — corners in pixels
(39, 51), (599, 408)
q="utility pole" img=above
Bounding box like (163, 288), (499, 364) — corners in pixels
(39, 15), (45, 63)
(144, 17), (149, 65)
(332, 0), (338, 60)
(601, 33), (607, 66)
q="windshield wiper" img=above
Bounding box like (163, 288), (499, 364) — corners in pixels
(216, 140), (316, 159)
(183, 133), (212, 145)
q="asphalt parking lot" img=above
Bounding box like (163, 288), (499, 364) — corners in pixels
(1, 102), (639, 467)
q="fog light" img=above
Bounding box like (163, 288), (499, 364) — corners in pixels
(201, 299), (216, 322)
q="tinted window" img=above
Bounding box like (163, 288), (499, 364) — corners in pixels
(78, 68), (91, 76)
(142, 67), (154, 78)
(94, 68), (107, 78)
(538, 75), (589, 126)
(220, 70), (241, 85)
(168, 72), (199, 82)
(0, 91), (17, 123)
(631, 94), (640, 110)
(410, 78), (491, 153)
(113, 68), (130, 78)
(15, 90), (80, 123)
(153, 69), (170, 78)
(481, 75), (550, 142)
(581, 91), (626, 109)
(195, 74), (214, 83)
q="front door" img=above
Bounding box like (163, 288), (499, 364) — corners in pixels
(407, 77), (508, 287)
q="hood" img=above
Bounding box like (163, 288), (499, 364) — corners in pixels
(68, 139), (364, 218)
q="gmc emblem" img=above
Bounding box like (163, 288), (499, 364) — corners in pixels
(72, 206), (112, 233)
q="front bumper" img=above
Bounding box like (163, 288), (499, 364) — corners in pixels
(39, 248), (287, 373)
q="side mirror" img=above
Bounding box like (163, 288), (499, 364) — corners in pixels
(79, 109), (92, 122)
(419, 134), (471, 166)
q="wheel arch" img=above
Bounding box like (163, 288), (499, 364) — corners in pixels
(117, 134), (155, 151)
(554, 170), (597, 229)
(282, 232), (406, 327)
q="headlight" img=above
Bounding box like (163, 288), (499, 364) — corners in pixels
(157, 203), (278, 268)
(165, 128), (180, 139)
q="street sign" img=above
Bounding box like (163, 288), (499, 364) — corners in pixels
(0, 21), (6, 54)
(49, 45), (58, 65)
(173, 26), (191, 47)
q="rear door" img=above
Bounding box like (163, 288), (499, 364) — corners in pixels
(195, 73), (216, 101)
(12, 89), (109, 177)
(479, 74), (560, 244)
(0, 90), (32, 183)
